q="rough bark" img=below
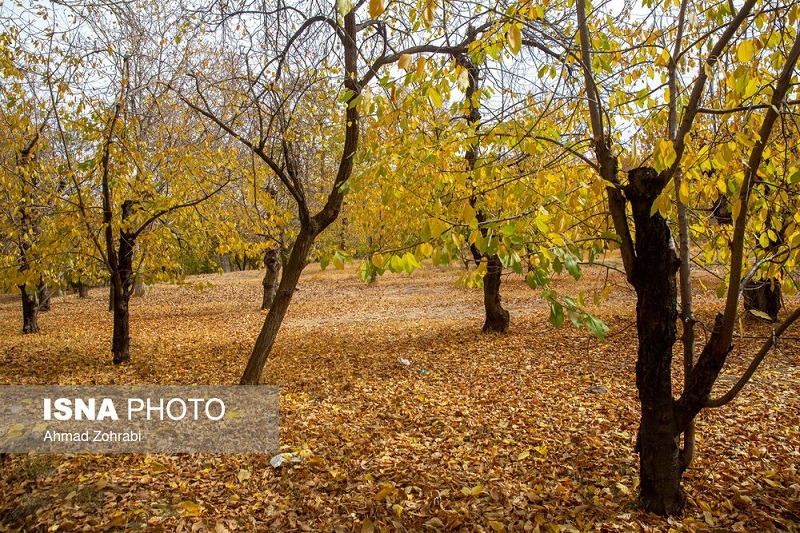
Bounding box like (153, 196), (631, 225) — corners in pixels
(111, 200), (136, 365)
(77, 282), (89, 298)
(482, 255), (510, 333)
(743, 278), (781, 321)
(261, 247), (282, 310)
(626, 167), (684, 515)
(111, 228), (135, 364)
(20, 285), (40, 334)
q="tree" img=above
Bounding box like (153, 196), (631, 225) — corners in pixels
(571, 0), (800, 514)
(0, 24), (60, 334)
(182, 0), (481, 384)
(31, 0), (234, 363)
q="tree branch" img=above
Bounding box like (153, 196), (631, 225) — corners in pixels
(705, 306), (800, 408)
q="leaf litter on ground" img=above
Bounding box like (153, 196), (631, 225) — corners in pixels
(0, 263), (797, 531)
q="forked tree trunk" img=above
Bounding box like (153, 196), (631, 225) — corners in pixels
(37, 281), (51, 312)
(482, 255), (509, 332)
(20, 285), (40, 334)
(743, 278), (781, 321)
(626, 167), (684, 515)
(261, 247), (281, 310)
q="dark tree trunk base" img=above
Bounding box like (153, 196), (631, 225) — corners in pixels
(482, 255), (510, 333)
(637, 404), (686, 515)
(20, 286), (40, 334)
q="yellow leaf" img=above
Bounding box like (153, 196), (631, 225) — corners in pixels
(653, 139), (677, 173)
(374, 486), (394, 500)
(415, 57), (426, 77)
(488, 521), (505, 531)
(105, 513), (127, 527)
(462, 202), (477, 228)
(180, 501), (201, 517)
(457, 68), (470, 91)
(466, 484), (484, 496)
(678, 179), (690, 205)
(398, 54), (412, 70)
(5, 423), (24, 439)
(508, 24), (521, 55)
(371, 253), (384, 268)
(337, 0), (353, 16)
(737, 40), (754, 62)
(427, 86), (443, 108)
(423, 0), (435, 26)
(749, 309), (772, 320)
(517, 450), (530, 461)
(368, 0), (384, 18)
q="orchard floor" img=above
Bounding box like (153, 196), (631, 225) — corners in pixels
(0, 264), (798, 532)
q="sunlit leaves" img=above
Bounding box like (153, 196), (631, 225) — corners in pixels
(398, 54), (412, 70)
(736, 39), (755, 62)
(337, 0), (353, 16)
(507, 24), (521, 55)
(653, 139), (677, 173)
(368, 0), (385, 18)
(422, 0), (435, 27)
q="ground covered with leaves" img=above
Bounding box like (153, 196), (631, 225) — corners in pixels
(0, 265), (798, 532)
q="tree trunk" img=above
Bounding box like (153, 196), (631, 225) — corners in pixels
(241, 227), (316, 384)
(77, 282), (89, 298)
(482, 255), (509, 333)
(133, 278), (147, 297)
(37, 281), (51, 312)
(20, 285), (40, 334)
(111, 285), (131, 364)
(626, 167), (684, 515)
(218, 253), (233, 273)
(261, 247), (282, 310)
(743, 278), (781, 321)
(111, 229), (135, 365)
